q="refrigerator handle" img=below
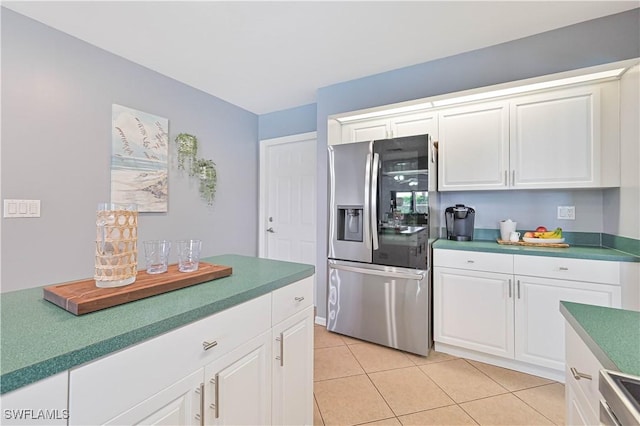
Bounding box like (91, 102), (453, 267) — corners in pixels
(364, 153), (372, 249)
(371, 153), (380, 250)
(329, 262), (426, 280)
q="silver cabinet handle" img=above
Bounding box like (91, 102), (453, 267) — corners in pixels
(512, 170), (515, 186)
(559, 267), (569, 271)
(294, 296), (304, 302)
(195, 383), (204, 426)
(202, 340), (218, 351)
(466, 260), (475, 264)
(267, 227), (275, 233)
(508, 279), (512, 298)
(275, 332), (284, 367)
(214, 374), (220, 418)
(570, 367), (592, 381)
(504, 170), (508, 186)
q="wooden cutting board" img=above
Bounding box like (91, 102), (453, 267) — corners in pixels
(497, 239), (570, 248)
(43, 262), (232, 315)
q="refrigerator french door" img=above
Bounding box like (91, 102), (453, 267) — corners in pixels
(327, 134), (435, 356)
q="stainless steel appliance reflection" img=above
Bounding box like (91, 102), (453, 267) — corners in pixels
(327, 134), (438, 356)
(599, 369), (640, 425)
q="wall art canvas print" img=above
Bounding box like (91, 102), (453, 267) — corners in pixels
(111, 104), (169, 212)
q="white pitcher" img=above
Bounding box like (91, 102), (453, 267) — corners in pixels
(499, 219), (517, 241)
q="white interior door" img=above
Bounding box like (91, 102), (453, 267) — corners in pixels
(259, 132), (317, 270)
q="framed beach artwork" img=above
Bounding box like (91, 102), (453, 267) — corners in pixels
(111, 104), (169, 212)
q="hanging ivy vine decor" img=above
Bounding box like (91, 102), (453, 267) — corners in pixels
(174, 133), (218, 205)
(175, 133), (198, 175)
(196, 159), (218, 205)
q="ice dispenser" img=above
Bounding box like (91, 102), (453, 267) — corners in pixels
(337, 205), (363, 242)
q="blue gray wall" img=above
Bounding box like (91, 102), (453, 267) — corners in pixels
(312, 9), (640, 320)
(258, 103), (317, 141)
(1, 9), (259, 292)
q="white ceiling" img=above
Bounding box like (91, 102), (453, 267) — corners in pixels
(3, 1), (638, 114)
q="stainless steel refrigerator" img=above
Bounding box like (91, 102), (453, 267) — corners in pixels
(327, 134), (439, 356)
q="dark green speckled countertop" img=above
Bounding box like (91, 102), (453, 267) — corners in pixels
(561, 302), (640, 376)
(0, 254), (314, 394)
(433, 239), (639, 262)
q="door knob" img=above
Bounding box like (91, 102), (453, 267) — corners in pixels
(267, 227), (275, 233)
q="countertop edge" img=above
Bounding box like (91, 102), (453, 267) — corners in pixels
(432, 240), (639, 262)
(559, 302), (619, 371)
(0, 265), (314, 395)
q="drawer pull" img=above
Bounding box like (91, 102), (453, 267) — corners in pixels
(508, 279), (512, 298)
(294, 296), (305, 302)
(202, 340), (218, 351)
(466, 260), (475, 264)
(559, 267), (569, 271)
(570, 367), (592, 381)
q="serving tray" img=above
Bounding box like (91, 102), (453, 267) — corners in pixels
(497, 239), (570, 248)
(43, 262), (232, 315)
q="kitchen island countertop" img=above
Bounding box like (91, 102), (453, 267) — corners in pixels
(433, 239), (639, 262)
(0, 254), (315, 394)
(560, 302), (640, 377)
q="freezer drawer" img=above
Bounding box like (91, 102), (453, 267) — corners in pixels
(326, 260), (431, 356)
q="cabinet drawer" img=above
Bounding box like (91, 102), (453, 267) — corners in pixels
(565, 323), (604, 416)
(272, 276), (314, 325)
(69, 294), (271, 425)
(514, 255), (620, 284)
(434, 249), (513, 274)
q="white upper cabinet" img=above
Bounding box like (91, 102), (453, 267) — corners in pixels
(438, 80), (620, 191)
(340, 111), (437, 143)
(510, 86), (599, 188)
(437, 101), (510, 190)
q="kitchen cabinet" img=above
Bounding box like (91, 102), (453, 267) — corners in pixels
(272, 306), (314, 425)
(434, 249), (621, 380)
(564, 323), (604, 426)
(0, 372), (68, 426)
(437, 101), (510, 190)
(67, 275), (314, 426)
(433, 260), (514, 358)
(340, 111), (437, 143)
(438, 81), (620, 191)
(205, 331), (272, 425)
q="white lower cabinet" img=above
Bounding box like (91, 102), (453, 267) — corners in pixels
(0, 372), (68, 426)
(205, 331), (272, 425)
(104, 369), (202, 425)
(66, 275), (314, 426)
(272, 306), (314, 425)
(434, 267), (514, 358)
(434, 249), (621, 379)
(515, 275), (620, 372)
(564, 323), (604, 426)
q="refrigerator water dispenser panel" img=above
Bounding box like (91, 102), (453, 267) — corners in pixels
(337, 205), (363, 242)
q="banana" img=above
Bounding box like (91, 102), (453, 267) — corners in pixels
(539, 228), (562, 239)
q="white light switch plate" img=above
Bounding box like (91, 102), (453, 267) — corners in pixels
(4, 199), (41, 218)
(557, 206), (575, 220)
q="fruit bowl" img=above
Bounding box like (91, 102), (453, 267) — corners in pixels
(523, 237), (565, 244)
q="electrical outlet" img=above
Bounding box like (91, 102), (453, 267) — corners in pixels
(557, 206), (575, 220)
(4, 199), (41, 218)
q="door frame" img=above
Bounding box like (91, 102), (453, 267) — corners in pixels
(258, 131), (317, 259)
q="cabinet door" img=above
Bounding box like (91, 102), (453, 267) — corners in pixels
(434, 267), (514, 358)
(341, 118), (389, 143)
(104, 369), (202, 426)
(272, 306), (314, 426)
(565, 379), (598, 426)
(510, 87), (599, 188)
(1, 372), (68, 426)
(390, 111), (437, 139)
(514, 275), (620, 371)
(438, 101), (509, 190)
(205, 331), (271, 426)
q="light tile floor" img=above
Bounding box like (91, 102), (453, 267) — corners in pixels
(313, 325), (565, 426)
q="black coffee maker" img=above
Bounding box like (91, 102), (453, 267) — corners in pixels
(445, 204), (475, 241)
